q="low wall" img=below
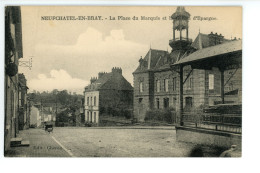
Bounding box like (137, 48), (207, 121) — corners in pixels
(176, 126), (242, 149)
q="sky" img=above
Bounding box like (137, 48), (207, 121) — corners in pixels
(19, 6), (242, 94)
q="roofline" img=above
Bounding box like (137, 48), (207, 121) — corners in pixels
(173, 40), (242, 66)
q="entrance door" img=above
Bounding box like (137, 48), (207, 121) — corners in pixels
(164, 98), (169, 108)
(138, 98), (144, 119)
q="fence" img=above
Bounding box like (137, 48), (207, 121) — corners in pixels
(182, 112), (242, 134)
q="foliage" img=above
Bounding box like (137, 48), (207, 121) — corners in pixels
(145, 108), (175, 123)
(100, 106), (133, 119)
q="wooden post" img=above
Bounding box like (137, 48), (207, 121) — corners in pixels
(186, 27), (189, 40)
(180, 29), (182, 40)
(220, 69), (225, 104)
(173, 21), (175, 41)
(179, 65), (184, 126)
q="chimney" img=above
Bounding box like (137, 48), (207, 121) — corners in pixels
(111, 67), (122, 75)
(208, 32), (224, 46)
(98, 72), (106, 79)
(90, 77), (97, 84)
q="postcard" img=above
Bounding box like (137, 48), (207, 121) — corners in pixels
(4, 6), (242, 157)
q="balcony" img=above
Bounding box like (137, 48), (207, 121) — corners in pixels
(169, 37), (192, 44)
(169, 37), (192, 50)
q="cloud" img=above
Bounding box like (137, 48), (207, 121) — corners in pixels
(28, 69), (88, 94)
(32, 27), (149, 86)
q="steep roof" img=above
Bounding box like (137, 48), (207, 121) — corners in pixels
(85, 71), (133, 91)
(94, 73), (112, 86)
(99, 73), (133, 90)
(133, 49), (168, 73)
(191, 33), (231, 50)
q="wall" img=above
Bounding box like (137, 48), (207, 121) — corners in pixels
(5, 7), (23, 151)
(30, 106), (41, 127)
(176, 126), (242, 149)
(133, 72), (150, 121)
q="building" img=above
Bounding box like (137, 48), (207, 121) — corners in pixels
(30, 105), (42, 128)
(84, 67), (133, 125)
(18, 73), (30, 130)
(42, 106), (56, 123)
(4, 6), (24, 152)
(133, 7), (242, 122)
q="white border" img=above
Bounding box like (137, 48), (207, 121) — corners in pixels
(1, 1), (260, 173)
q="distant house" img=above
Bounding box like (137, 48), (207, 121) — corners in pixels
(84, 67), (133, 125)
(42, 106), (55, 122)
(30, 105), (41, 127)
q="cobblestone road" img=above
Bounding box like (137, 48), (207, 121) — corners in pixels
(5, 127), (212, 157)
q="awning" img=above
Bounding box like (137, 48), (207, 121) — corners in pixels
(172, 40), (242, 70)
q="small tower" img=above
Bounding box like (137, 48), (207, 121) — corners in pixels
(169, 6), (192, 51)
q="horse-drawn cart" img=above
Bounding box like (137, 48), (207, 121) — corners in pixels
(44, 122), (53, 133)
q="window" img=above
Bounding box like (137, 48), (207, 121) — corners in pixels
(90, 97), (92, 106)
(94, 96), (96, 106)
(87, 97), (89, 106)
(156, 80), (160, 92)
(139, 82), (143, 93)
(173, 97), (177, 109)
(188, 77), (193, 89)
(87, 111), (89, 121)
(164, 79), (169, 92)
(173, 77), (177, 91)
(209, 74), (214, 90)
(156, 98), (160, 109)
(94, 112), (96, 123)
(139, 98), (143, 104)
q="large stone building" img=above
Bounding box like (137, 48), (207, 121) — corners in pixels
(133, 7), (242, 121)
(84, 67), (133, 125)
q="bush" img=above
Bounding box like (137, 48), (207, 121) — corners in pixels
(101, 107), (132, 119)
(145, 108), (175, 123)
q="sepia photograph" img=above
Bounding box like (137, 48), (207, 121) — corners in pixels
(4, 6), (242, 157)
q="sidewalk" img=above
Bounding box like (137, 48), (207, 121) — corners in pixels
(5, 128), (71, 157)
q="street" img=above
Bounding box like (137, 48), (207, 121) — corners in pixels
(5, 126), (209, 157)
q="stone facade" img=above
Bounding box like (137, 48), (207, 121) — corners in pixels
(18, 73), (30, 130)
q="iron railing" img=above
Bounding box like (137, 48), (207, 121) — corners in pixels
(169, 37), (192, 43)
(182, 112), (242, 134)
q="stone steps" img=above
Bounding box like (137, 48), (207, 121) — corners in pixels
(10, 138), (30, 147)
